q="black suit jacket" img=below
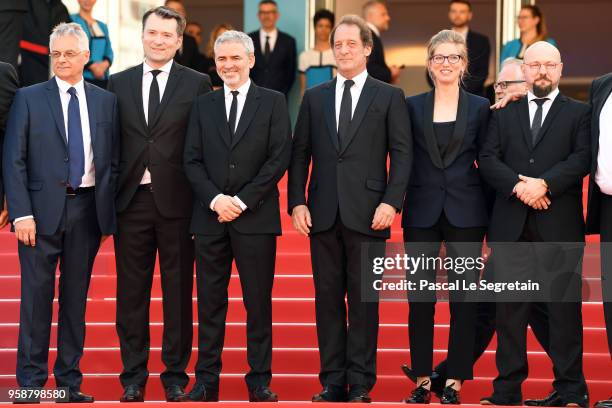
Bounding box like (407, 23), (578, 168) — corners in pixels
(107, 62), (212, 218)
(479, 94), (591, 242)
(174, 34), (200, 71)
(403, 89), (490, 228)
(0, 62), (18, 210)
(464, 30), (491, 96)
(586, 73), (612, 234)
(288, 75), (413, 238)
(184, 82), (291, 235)
(367, 32), (391, 84)
(248, 30), (296, 96)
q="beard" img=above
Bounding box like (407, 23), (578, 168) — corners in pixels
(533, 75), (553, 97)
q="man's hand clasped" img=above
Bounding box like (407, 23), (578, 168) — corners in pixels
(214, 195), (243, 223)
(514, 174), (551, 210)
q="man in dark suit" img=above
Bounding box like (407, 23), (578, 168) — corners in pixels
(248, 0), (296, 96)
(479, 42), (590, 407)
(585, 72), (612, 408)
(184, 30), (291, 403)
(164, 0), (202, 71)
(362, 0), (402, 84)
(0, 0), (28, 69)
(0, 62), (19, 228)
(3, 23), (118, 403)
(106, 6), (211, 403)
(288, 14), (412, 403)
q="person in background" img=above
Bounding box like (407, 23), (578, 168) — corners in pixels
(186, 21), (203, 45)
(500, 5), (556, 63)
(298, 9), (336, 97)
(0, 62), (19, 229)
(0, 1), (28, 69)
(71, 0), (113, 88)
(493, 58), (526, 102)
(362, 0), (402, 84)
(202, 23), (234, 89)
(248, 0), (297, 96)
(165, 0), (201, 71)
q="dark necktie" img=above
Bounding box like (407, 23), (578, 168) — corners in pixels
(338, 79), (354, 149)
(147, 69), (161, 128)
(264, 35), (271, 61)
(531, 98), (548, 145)
(228, 90), (239, 140)
(67, 87), (85, 188)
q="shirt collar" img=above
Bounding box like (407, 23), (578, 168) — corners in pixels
(260, 28), (278, 39)
(55, 76), (85, 96)
(452, 26), (469, 38)
(224, 79), (251, 98)
(143, 58), (173, 76)
(337, 69), (368, 90)
(527, 87), (559, 103)
(366, 22), (380, 37)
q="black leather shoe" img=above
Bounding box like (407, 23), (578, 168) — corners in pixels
(187, 383), (219, 402)
(403, 381), (431, 404)
(165, 385), (187, 402)
(348, 385), (371, 403)
(595, 398), (612, 408)
(525, 391), (558, 406)
(401, 365), (444, 398)
(13, 389), (40, 404)
(248, 386), (278, 402)
(480, 394), (521, 406)
(120, 385), (145, 403)
(440, 384), (460, 405)
(312, 385), (347, 402)
(64, 390), (94, 403)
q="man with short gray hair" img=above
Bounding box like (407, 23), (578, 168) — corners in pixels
(184, 29), (291, 402)
(494, 58), (527, 102)
(4, 21), (119, 403)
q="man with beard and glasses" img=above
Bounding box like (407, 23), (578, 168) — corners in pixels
(479, 41), (590, 407)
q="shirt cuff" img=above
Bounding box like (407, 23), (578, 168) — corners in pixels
(210, 194), (223, 211)
(233, 195), (248, 211)
(14, 215), (34, 223)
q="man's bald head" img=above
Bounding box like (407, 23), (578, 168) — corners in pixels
(521, 41), (563, 97)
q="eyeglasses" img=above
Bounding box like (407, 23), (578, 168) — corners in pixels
(430, 54), (462, 65)
(49, 50), (83, 59)
(524, 62), (560, 72)
(494, 80), (525, 90)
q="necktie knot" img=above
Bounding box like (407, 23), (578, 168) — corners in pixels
(150, 69), (161, 78)
(231, 90), (239, 98)
(344, 79), (355, 89)
(67, 87), (77, 97)
(533, 97), (548, 107)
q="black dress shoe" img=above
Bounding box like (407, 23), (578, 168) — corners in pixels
(248, 386), (278, 402)
(187, 383), (219, 402)
(64, 390), (94, 403)
(595, 398), (612, 408)
(312, 385), (348, 402)
(13, 389), (40, 404)
(480, 394), (521, 406)
(525, 391), (558, 406)
(440, 385), (460, 405)
(403, 381), (431, 404)
(348, 385), (371, 403)
(401, 365), (444, 398)
(165, 385), (187, 402)
(120, 385), (145, 403)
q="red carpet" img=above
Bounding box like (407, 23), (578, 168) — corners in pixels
(0, 176), (610, 404)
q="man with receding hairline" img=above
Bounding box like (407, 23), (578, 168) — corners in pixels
(362, 0), (401, 84)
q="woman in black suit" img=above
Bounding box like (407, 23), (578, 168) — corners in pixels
(401, 30), (490, 404)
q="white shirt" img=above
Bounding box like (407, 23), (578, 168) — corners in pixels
(452, 26), (469, 40)
(366, 22), (380, 37)
(527, 88), (559, 125)
(209, 79), (252, 212)
(140, 59), (173, 185)
(298, 48), (336, 73)
(259, 28), (278, 53)
(15, 76), (95, 223)
(595, 91), (612, 194)
(335, 69), (368, 130)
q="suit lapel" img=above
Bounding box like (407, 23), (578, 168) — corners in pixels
(84, 82), (97, 148)
(515, 97), (533, 150)
(45, 78), (67, 147)
(130, 64), (148, 133)
(149, 62), (183, 130)
(442, 88), (468, 167)
(231, 83), (261, 149)
(323, 79), (339, 152)
(212, 89), (231, 148)
(340, 76), (378, 154)
(423, 90), (444, 168)
(533, 93), (567, 148)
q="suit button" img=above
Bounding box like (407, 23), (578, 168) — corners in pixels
(529, 158), (535, 164)
(440, 186), (445, 191)
(147, 139), (153, 143)
(229, 163), (236, 169)
(64, 157), (69, 162)
(338, 158), (343, 163)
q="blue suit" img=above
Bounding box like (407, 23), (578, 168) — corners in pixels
(3, 77), (119, 389)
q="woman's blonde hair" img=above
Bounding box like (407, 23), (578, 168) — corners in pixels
(206, 23), (234, 58)
(426, 29), (469, 85)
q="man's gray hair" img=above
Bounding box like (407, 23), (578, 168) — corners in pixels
(49, 22), (89, 51)
(500, 57), (522, 69)
(214, 30), (254, 56)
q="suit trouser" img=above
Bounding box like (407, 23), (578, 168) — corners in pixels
(310, 215), (384, 391)
(193, 227), (276, 390)
(16, 191), (101, 389)
(599, 193), (612, 357)
(114, 190), (194, 388)
(403, 213), (486, 380)
(492, 213), (586, 402)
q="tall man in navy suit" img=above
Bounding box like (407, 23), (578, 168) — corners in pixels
(3, 22), (118, 403)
